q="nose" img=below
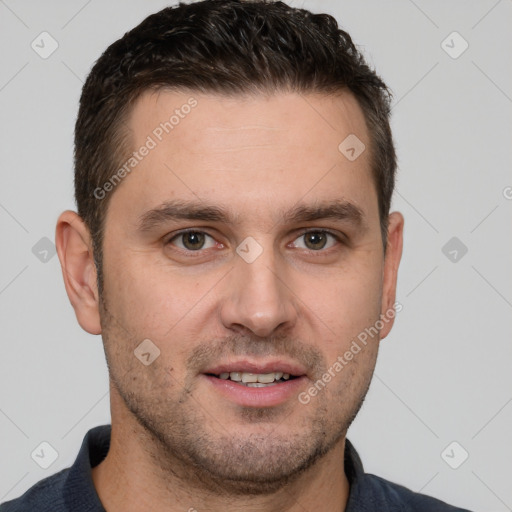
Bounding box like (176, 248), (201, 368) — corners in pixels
(219, 242), (298, 338)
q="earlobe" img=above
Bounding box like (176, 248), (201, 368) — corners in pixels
(55, 210), (102, 335)
(379, 211), (404, 340)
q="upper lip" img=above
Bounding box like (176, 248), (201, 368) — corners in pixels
(203, 359), (307, 377)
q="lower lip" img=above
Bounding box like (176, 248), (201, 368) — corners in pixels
(202, 375), (307, 408)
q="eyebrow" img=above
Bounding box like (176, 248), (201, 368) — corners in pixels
(137, 198), (365, 233)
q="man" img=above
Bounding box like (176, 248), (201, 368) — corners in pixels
(1, 1), (473, 511)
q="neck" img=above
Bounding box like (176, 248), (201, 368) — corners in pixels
(92, 390), (350, 512)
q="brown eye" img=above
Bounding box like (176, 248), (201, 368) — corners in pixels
(168, 231), (216, 251)
(304, 232), (328, 250)
(291, 230), (338, 251)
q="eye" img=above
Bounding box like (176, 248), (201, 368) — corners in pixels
(167, 230), (218, 251)
(291, 230), (340, 251)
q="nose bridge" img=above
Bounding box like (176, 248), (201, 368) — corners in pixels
(220, 236), (297, 337)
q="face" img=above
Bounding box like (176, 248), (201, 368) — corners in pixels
(92, 90), (402, 493)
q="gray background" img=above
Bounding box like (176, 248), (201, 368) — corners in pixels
(1, 1), (511, 510)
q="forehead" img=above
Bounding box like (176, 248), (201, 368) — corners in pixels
(129, 88), (369, 158)
(108, 89), (377, 230)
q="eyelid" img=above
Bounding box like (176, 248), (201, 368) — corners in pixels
(295, 228), (342, 239)
(166, 227), (214, 241)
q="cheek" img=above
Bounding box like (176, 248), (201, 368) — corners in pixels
(103, 251), (215, 352)
(304, 261), (383, 351)
(100, 261), (197, 389)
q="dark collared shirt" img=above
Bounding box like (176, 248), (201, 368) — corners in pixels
(1, 424), (473, 511)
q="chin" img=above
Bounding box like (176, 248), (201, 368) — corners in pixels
(186, 434), (335, 496)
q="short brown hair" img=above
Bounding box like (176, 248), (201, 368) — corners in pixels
(74, 0), (396, 295)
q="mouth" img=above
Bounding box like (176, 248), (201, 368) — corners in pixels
(202, 359), (309, 407)
(202, 361), (307, 407)
(206, 371), (299, 388)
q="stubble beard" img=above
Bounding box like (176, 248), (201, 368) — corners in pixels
(98, 292), (377, 496)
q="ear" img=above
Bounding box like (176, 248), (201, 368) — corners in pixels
(379, 211), (404, 340)
(55, 210), (102, 335)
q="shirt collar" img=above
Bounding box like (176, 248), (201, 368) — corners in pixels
(63, 424), (110, 511)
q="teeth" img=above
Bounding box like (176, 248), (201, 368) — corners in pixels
(255, 373), (276, 384)
(241, 373), (258, 383)
(221, 371), (293, 384)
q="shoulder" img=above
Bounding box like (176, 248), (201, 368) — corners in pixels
(360, 472), (473, 512)
(1, 424), (110, 512)
(344, 439), (473, 512)
(0, 468), (70, 512)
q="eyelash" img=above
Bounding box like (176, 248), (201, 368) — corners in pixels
(165, 228), (343, 256)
